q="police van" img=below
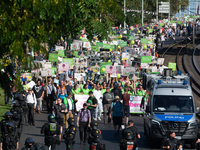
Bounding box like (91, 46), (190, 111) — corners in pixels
(142, 69), (198, 146)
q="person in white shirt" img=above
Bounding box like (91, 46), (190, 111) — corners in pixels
(161, 33), (165, 48)
(93, 85), (103, 121)
(26, 88), (37, 126)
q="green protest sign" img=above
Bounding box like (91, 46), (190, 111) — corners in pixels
(52, 67), (57, 75)
(141, 56), (152, 63)
(149, 29), (153, 33)
(177, 21), (182, 24)
(141, 38), (148, 44)
(128, 35), (135, 40)
(110, 45), (115, 50)
(168, 62), (176, 71)
(91, 46), (99, 52)
(103, 44), (111, 49)
(81, 39), (87, 42)
(63, 58), (73, 66)
(58, 50), (66, 57)
(100, 62), (112, 67)
(100, 62), (112, 74)
(73, 51), (79, 58)
(119, 41), (127, 47)
(49, 53), (58, 62)
(96, 42), (103, 47)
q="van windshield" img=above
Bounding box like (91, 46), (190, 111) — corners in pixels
(153, 95), (194, 113)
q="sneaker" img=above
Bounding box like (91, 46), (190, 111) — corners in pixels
(98, 118), (101, 121)
(93, 118), (97, 121)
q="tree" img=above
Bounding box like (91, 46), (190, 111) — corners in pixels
(0, 0), (124, 96)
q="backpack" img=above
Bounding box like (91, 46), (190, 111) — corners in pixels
(79, 109), (90, 122)
(122, 129), (135, 140)
(65, 125), (76, 141)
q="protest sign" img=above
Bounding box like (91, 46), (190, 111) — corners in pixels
(119, 41), (127, 47)
(124, 67), (136, 73)
(71, 43), (79, 50)
(141, 63), (148, 68)
(168, 62), (176, 71)
(141, 56), (152, 63)
(96, 42), (103, 47)
(41, 70), (52, 77)
(122, 52), (130, 60)
(105, 66), (117, 74)
(58, 50), (66, 57)
(49, 53), (58, 62)
(83, 42), (91, 48)
(141, 52), (150, 56)
(141, 38), (148, 44)
(116, 65), (124, 74)
(58, 63), (70, 72)
(103, 44), (111, 49)
(27, 81), (35, 89)
(52, 67), (57, 75)
(75, 95), (90, 111)
(157, 58), (165, 65)
(53, 79), (59, 85)
(75, 73), (86, 81)
(63, 58), (73, 66)
(128, 35), (135, 40)
(55, 46), (64, 51)
(148, 29), (153, 33)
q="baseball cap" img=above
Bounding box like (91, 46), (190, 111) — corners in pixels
(106, 87), (110, 89)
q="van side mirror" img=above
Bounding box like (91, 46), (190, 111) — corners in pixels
(146, 105), (151, 113)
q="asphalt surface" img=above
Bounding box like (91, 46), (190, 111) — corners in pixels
(19, 112), (193, 150)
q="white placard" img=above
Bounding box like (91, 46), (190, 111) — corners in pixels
(74, 73), (86, 81)
(75, 95), (89, 111)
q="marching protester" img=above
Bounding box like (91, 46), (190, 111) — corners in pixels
(26, 88), (37, 126)
(110, 96), (123, 135)
(102, 87), (115, 124)
(44, 79), (57, 114)
(86, 91), (97, 120)
(93, 85), (103, 121)
(32, 80), (44, 114)
(76, 103), (91, 145)
(122, 88), (130, 126)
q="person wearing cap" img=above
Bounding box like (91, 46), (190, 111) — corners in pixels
(121, 120), (140, 150)
(102, 87), (114, 124)
(110, 96), (123, 135)
(86, 91), (97, 121)
(77, 103), (91, 145)
(26, 88), (37, 126)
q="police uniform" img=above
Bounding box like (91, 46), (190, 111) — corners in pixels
(121, 126), (139, 150)
(0, 112), (15, 135)
(63, 117), (77, 150)
(162, 137), (182, 150)
(0, 122), (19, 150)
(41, 115), (61, 150)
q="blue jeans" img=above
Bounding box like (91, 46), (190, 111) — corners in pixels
(161, 41), (164, 48)
(94, 103), (102, 119)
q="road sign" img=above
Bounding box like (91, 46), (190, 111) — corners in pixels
(159, 1), (169, 13)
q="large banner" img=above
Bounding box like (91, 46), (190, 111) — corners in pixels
(75, 94), (144, 114)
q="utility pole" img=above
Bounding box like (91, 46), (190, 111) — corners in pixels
(156, 0), (158, 24)
(193, 19), (195, 44)
(124, 0), (126, 28)
(142, 0), (144, 25)
(168, 0), (170, 22)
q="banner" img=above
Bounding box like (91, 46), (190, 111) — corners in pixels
(63, 58), (73, 66)
(129, 96), (144, 114)
(71, 43), (79, 50)
(58, 50), (66, 57)
(75, 95), (90, 111)
(119, 41), (127, 47)
(49, 53), (58, 62)
(168, 62), (176, 71)
(75, 95), (144, 113)
(141, 38), (148, 44)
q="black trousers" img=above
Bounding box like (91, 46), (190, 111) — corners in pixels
(47, 95), (54, 113)
(79, 122), (88, 142)
(27, 103), (34, 124)
(4, 92), (9, 104)
(89, 109), (94, 121)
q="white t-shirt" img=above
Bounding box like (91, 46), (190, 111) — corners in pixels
(26, 93), (37, 107)
(93, 90), (102, 103)
(67, 98), (73, 110)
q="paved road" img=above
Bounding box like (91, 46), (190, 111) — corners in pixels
(19, 112), (192, 150)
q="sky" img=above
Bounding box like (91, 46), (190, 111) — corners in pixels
(174, 0), (200, 17)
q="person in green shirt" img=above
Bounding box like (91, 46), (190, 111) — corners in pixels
(80, 84), (90, 95)
(136, 84), (145, 96)
(71, 84), (81, 95)
(120, 85), (124, 94)
(90, 83), (96, 92)
(87, 91), (97, 120)
(100, 85), (106, 95)
(79, 81), (84, 90)
(127, 86), (135, 95)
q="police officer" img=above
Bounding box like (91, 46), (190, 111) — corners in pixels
(86, 91), (97, 120)
(88, 120), (105, 150)
(121, 120), (140, 150)
(10, 100), (23, 138)
(0, 122), (19, 150)
(162, 131), (183, 150)
(0, 112), (15, 135)
(21, 137), (49, 150)
(63, 117), (77, 150)
(41, 114), (61, 150)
